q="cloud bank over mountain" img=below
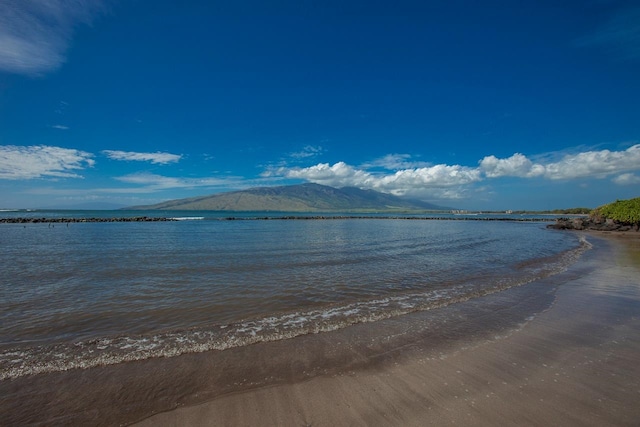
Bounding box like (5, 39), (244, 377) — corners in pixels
(265, 144), (640, 199)
(3, 144), (639, 203)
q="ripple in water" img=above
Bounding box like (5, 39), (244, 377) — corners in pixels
(0, 219), (589, 379)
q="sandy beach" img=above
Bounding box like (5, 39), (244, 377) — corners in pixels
(135, 232), (640, 427)
(2, 231), (638, 426)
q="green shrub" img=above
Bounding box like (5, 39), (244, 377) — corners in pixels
(551, 207), (592, 215)
(591, 197), (640, 224)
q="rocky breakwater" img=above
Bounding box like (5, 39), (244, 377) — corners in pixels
(0, 216), (177, 224)
(547, 217), (639, 232)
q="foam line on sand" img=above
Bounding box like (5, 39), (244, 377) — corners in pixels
(136, 233), (640, 427)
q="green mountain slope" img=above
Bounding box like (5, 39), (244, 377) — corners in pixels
(127, 183), (450, 212)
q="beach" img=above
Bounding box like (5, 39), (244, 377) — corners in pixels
(2, 230), (639, 426)
(135, 232), (640, 427)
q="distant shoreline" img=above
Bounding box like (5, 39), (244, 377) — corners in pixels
(0, 215), (559, 224)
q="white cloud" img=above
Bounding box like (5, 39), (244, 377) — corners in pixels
(0, 0), (105, 76)
(51, 124), (69, 130)
(362, 153), (431, 170)
(116, 173), (184, 188)
(271, 161), (481, 198)
(268, 144), (640, 200)
(0, 145), (94, 179)
(613, 173), (640, 185)
(543, 144), (640, 179)
(276, 162), (375, 188)
(289, 145), (324, 159)
(115, 172), (240, 191)
(478, 145), (640, 180)
(102, 150), (182, 165)
(377, 165), (481, 189)
(479, 153), (545, 178)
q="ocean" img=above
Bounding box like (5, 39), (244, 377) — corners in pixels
(0, 211), (588, 383)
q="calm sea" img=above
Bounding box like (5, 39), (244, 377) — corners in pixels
(0, 211), (588, 380)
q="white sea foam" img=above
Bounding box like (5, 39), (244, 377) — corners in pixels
(170, 216), (205, 220)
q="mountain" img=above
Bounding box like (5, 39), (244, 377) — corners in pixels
(127, 183), (451, 212)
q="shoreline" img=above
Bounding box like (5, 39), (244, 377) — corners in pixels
(135, 232), (640, 426)
(2, 232), (638, 426)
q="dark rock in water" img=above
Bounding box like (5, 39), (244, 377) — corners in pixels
(547, 217), (638, 232)
(0, 217), (177, 224)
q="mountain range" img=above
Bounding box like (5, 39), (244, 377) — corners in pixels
(128, 183), (451, 212)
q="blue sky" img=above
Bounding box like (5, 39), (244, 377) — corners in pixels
(1, 0), (639, 210)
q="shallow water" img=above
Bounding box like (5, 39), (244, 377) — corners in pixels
(0, 217), (585, 379)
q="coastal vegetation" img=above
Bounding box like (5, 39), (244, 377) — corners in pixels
(542, 207), (592, 215)
(548, 196), (640, 231)
(591, 197), (640, 225)
(507, 207), (592, 215)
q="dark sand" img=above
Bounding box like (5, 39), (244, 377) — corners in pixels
(135, 232), (640, 427)
(2, 232), (639, 426)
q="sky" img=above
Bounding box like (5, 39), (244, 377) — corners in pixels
(0, 0), (639, 210)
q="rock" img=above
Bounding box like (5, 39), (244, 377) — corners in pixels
(547, 216), (638, 232)
(0, 217), (178, 224)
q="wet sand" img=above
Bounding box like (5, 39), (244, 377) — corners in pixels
(2, 232), (638, 426)
(136, 232), (640, 427)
